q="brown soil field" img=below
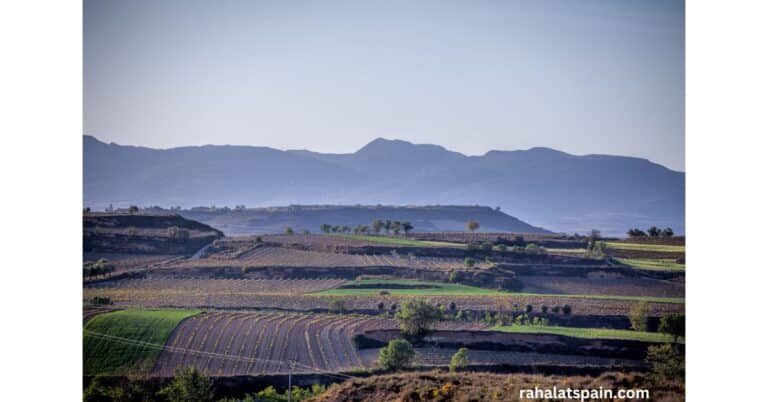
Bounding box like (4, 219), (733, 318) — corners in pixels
(308, 371), (684, 402)
(153, 312), (394, 376)
(167, 246), (489, 271)
(410, 347), (644, 369)
(82, 286), (684, 317)
(520, 275), (684, 298)
(86, 278), (346, 295)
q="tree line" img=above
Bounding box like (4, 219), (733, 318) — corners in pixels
(320, 219), (414, 235)
(627, 226), (675, 238)
(83, 258), (116, 280)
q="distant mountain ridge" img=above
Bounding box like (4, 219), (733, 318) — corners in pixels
(84, 136), (684, 235)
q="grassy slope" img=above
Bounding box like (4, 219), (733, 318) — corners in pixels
(606, 242), (685, 253)
(332, 234), (462, 248)
(492, 324), (683, 343)
(316, 279), (685, 304)
(84, 309), (200, 375)
(615, 257), (685, 271)
(319, 279), (505, 296)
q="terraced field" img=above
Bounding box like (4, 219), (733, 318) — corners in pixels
(153, 312), (393, 376)
(168, 246), (481, 271)
(409, 347), (645, 369)
(87, 278), (346, 295)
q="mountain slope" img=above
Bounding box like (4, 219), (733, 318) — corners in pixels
(84, 136), (684, 235)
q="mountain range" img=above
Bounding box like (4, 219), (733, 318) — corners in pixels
(84, 135), (684, 236)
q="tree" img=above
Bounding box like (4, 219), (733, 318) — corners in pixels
(158, 366), (214, 402)
(320, 224), (332, 234)
(627, 228), (647, 237)
(284, 226), (294, 235)
(463, 258), (475, 268)
(448, 270), (460, 283)
(629, 301), (650, 331)
(647, 226), (661, 237)
(83, 207), (91, 213)
(168, 226), (190, 241)
(395, 299), (442, 336)
(449, 347), (470, 372)
(328, 299), (345, 313)
(402, 221), (414, 234)
(662, 227), (675, 238)
(659, 313), (685, 343)
(391, 220), (402, 235)
(384, 220), (392, 234)
(128, 205), (139, 214)
(467, 220), (479, 232)
(646, 343), (684, 383)
(378, 339), (414, 370)
(372, 219), (384, 234)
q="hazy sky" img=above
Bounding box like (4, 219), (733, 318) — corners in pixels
(85, 0), (684, 171)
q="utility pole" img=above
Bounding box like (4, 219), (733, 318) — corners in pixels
(287, 359), (295, 402)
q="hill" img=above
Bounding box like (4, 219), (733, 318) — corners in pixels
(175, 205), (549, 235)
(83, 213), (224, 254)
(84, 136), (684, 236)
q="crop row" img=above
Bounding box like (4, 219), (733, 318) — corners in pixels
(153, 313), (393, 376)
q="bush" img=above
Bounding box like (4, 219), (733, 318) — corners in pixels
(449, 347), (470, 372)
(659, 313), (685, 342)
(629, 301), (650, 331)
(525, 243), (543, 255)
(525, 304), (533, 313)
(494, 244), (507, 252)
(646, 344), (684, 383)
(284, 226), (294, 235)
(328, 299), (346, 313)
(562, 304), (572, 315)
(158, 366), (214, 402)
(378, 339), (414, 370)
(448, 270), (460, 283)
(395, 300), (442, 336)
(541, 305), (549, 314)
(463, 258), (475, 268)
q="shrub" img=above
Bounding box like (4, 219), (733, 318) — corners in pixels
(467, 220), (479, 232)
(551, 305), (561, 314)
(449, 347), (470, 372)
(659, 313), (685, 342)
(379, 290), (391, 297)
(448, 270), (460, 283)
(646, 344), (684, 383)
(158, 366), (214, 402)
(494, 244), (507, 252)
(541, 305), (549, 314)
(395, 300), (442, 336)
(562, 304), (572, 315)
(378, 339), (414, 370)
(525, 304), (533, 313)
(284, 226), (294, 235)
(629, 301), (650, 331)
(328, 299), (346, 313)
(449, 301), (457, 311)
(463, 258), (475, 268)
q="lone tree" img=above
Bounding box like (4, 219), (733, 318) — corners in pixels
(377, 339), (414, 370)
(284, 226), (294, 235)
(395, 299), (442, 337)
(467, 220), (479, 233)
(320, 224), (332, 233)
(158, 366), (214, 402)
(463, 258), (475, 268)
(402, 221), (414, 234)
(646, 343), (684, 383)
(449, 347), (470, 372)
(372, 219), (384, 234)
(659, 313), (685, 343)
(128, 205), (139, 214)
(662, 227), (675, 238)
(629, 301), (650, 331)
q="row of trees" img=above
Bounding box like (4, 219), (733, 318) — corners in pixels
(627, 226), (675, 238)
(320, 220), (414, 235)
(83, 258), (115, 280)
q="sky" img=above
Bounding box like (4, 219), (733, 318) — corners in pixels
(84, 0), (684, 171)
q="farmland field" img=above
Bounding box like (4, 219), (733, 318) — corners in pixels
(409, 347), (646, 368)
(332, 234), (463, 248)
(317, 279), (507, 296)
(606, 242), (685, 253)
(614, 257), (685, 271)
(84, 309), (200, 375)
(491, 324), (683, 343)
(153, 312), (393, 376)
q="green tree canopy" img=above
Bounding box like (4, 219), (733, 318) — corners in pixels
(395, 299), (442, 336)
(378, 339), (415, 370)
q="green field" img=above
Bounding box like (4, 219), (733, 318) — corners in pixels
(84, 309), (200, 375)
(615, 257), (685, 271)
(606, 242), (685, 253)
(317, 279), (685, 304)
(545, 248), (586, 255)
(332, 234), (463, 248)
(318, 279), (506, 296)
(491, 324), (683, 343)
